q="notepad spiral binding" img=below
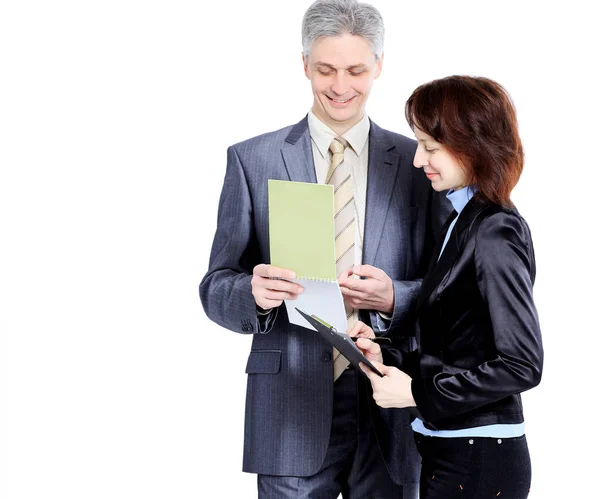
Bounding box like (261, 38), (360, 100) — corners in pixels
(295, 276), (337, 282)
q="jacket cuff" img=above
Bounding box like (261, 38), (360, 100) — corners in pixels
(388, 279), (421, 331)
(370, 309), (391, 333)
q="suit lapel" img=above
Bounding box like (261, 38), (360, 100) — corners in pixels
(417, 197), (487, 309)
(281, 116), (317, 184)
(363, 121), (402, 265)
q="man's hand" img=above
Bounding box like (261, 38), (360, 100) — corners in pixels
(251, 264), (304, 310)
(338, 265), (394, 314)
(360, 361), (416, 409)
(347, 321), (383, 364)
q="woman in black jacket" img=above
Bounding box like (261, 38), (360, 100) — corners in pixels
(351, 75), (543, 498)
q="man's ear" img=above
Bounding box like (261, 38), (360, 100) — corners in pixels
(302, 53), (310, 79)
(375, 52), (384, 79)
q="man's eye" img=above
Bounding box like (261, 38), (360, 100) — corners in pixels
(318, 70), (333, 76)
(349, 71), (364, 76)
(425, 148), (437, 153)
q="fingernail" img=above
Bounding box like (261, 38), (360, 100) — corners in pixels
(289, 271), (296, 279)
(297, 287), (303, 294)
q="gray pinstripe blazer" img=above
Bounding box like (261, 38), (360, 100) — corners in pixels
(200, 116), (450, 483)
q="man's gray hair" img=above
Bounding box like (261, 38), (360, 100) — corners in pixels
(302, 0), (384, 60)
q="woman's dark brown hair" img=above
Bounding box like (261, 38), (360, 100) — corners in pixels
(405, 75), (523, 206)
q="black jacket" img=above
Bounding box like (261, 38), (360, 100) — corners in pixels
(386, 196), (543, 431)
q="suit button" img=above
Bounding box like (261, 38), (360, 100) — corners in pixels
(322, 352), (332, 362)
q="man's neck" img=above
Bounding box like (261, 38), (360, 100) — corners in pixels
(311, 109), (366, 136)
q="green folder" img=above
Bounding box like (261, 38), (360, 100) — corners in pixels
(268, 179), (336, 281)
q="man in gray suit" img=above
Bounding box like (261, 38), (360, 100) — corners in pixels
(200, 0), (449, 497)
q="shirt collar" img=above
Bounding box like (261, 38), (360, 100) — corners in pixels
(446, 185), (477, 215)
(307, 110), (370, 158)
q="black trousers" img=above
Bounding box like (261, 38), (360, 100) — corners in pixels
(414, 432), (531, 498)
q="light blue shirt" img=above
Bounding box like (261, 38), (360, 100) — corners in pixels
(412, 186), (525, 439)
(412, 418), (525, 438)
(438, 186), (475, 260)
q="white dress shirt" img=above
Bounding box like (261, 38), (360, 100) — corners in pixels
(307, 110), (370, 269)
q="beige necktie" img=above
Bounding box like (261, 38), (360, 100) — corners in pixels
(327, 137), (359, 381)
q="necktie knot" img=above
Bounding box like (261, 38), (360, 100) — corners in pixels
(327, 137), (348, 184)
(329, 137), (347, 155)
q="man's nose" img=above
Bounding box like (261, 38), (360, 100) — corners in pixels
(330, 71), (350, 96)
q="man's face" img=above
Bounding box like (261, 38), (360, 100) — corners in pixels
(303, 34), (382, 134)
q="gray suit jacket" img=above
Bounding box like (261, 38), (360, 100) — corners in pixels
(200, 116), (450, 483)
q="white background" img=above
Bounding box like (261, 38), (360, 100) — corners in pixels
(1, 1), (598, 497)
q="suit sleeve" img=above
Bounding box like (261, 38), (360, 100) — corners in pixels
(411, 213), (544, 421)
(199, 145), (278, 335)
(369, 280), (421, 335)
(371, 189), (452, 334)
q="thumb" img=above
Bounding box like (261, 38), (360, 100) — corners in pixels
(337, 267), (353, 281)
(351, 264), (384, 280)
(359, 362), (380, 383)
(370, 360), (392, 376)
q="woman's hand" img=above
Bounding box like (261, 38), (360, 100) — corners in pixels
(347, 321), (383, 364)
(360, 361), (416, 409)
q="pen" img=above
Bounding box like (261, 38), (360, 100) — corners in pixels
(351, 336), (392, 344)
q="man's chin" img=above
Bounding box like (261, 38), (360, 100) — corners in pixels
(324, 107), (360, 124)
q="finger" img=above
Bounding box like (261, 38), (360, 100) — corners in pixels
(346, 321), (361, 338)
(340, 278), (375, 294)
(346, 321), (373, 338)
(264, 290), (300, 301)
(255, 264), (296, 280)
(355, 340), (382, 361)
(361, 362), (385, 383)
(340, 286), (368, 300)
(253, 263), (269, 276)
(266, 266), (297, 280)
(253, 274), (302, 294)
(337, 267), (353, 282)
(350, 264), (385, 280)
(353, 340), (370, 356)
(261, 278), (304, 294)
(359, 362), (378, 382)
(371, 360), (392, 376)
(355, 338), (381, 356)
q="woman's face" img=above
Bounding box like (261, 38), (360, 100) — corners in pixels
(413, 126), (468, 192)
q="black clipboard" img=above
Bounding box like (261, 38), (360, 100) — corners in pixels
(295, 307), (384, 377)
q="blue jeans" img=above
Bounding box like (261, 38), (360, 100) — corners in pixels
(414, 432), (531, 498)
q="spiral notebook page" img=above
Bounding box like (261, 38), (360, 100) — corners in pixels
(268, 179), (348, 334)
